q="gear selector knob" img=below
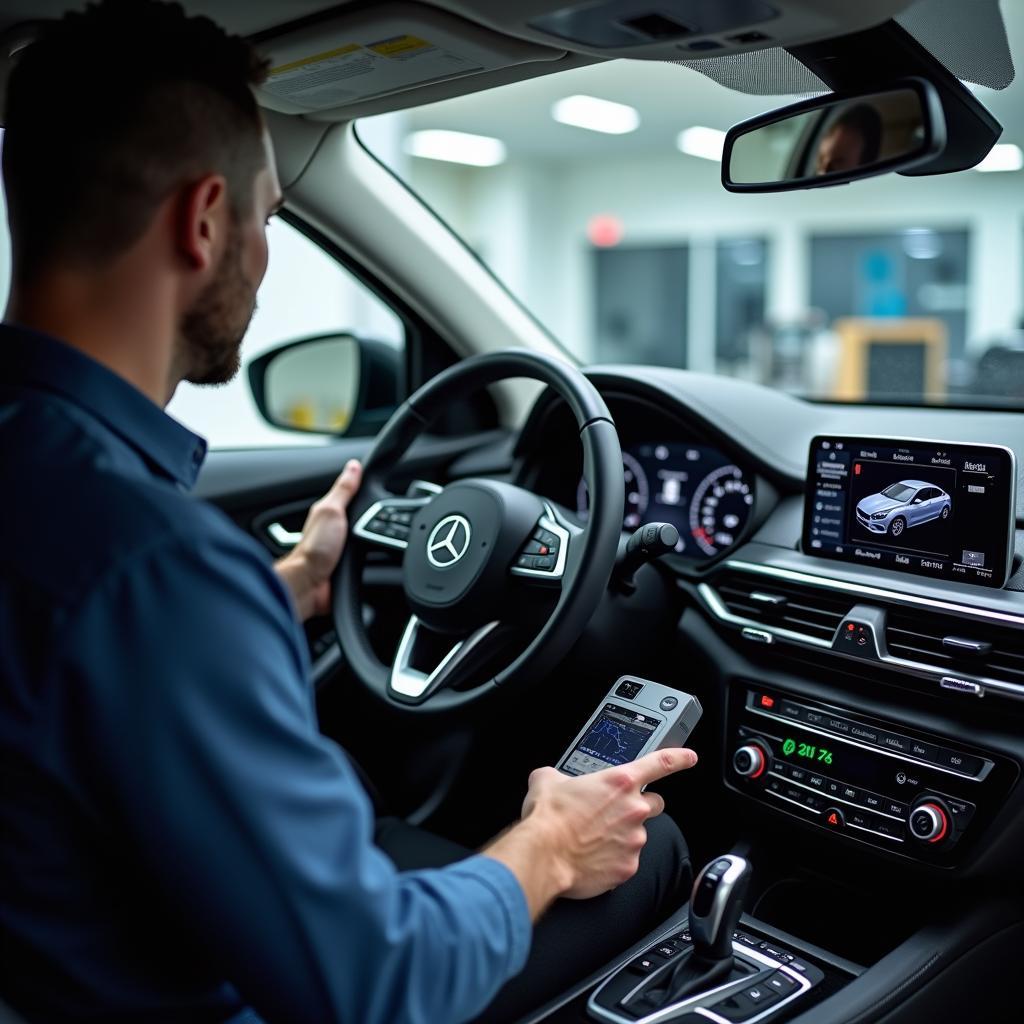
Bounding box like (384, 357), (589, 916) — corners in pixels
(690, 854), (753, 961)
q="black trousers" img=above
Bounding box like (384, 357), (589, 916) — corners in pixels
(374, 814), (692, 1024)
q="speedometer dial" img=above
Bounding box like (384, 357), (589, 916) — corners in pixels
(576, 451), (650, 527)
(689, 465), (753, 556)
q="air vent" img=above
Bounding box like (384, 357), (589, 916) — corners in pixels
(713, 571), (856, 643)
(886, 609), (1024, 687)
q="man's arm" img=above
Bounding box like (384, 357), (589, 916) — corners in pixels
(65, 526), (529, 1024)
(275, 459), (362, 621)
(486, 749), (697, 917)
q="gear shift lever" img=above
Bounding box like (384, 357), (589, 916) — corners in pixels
(630, 854), (753, 1013)
(690, 854), (752, 959)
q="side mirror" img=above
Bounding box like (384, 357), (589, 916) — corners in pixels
(722, 78), (946, 193)
(247, 333), (400, 437)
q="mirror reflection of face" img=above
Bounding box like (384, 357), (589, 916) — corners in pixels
(816, 123), (867, 175)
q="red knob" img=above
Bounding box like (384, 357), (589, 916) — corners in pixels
(909, 801), (949, 844)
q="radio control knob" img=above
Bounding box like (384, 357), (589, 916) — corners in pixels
(733, 741), (769, 780)
(909, 800), (950, 844)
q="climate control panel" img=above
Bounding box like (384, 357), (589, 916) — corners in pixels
(726, 686), (1015, 864)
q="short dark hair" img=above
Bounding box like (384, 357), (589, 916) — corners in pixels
(831, 103), (884, 165)
(3, 0), (270, 284)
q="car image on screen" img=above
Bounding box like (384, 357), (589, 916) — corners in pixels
(855, 479), (952, 537)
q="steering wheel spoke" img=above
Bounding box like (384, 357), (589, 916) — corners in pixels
(351, 480), (441, 551)
(390, 616), (509, 704)
(509, 504), (573, 583)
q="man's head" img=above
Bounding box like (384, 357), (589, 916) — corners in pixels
(3, 0), (281, 386)
(815, 104), (884, 176)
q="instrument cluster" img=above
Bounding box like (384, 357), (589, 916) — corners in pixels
(577, 441), (754, 561)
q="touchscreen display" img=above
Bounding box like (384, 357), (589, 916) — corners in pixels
(803, 436), (1015, 588)
(561, 703), (660, 776)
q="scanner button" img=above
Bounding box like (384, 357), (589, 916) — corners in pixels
(659, 696), (678, 711)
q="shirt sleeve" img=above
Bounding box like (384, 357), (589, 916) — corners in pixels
(59, 525), (531, 1024)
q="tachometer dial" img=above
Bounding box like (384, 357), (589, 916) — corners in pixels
(576, 451), (650, 527)
(689, 465), (753, 556)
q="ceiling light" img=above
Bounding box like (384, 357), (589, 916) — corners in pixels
(677, 126), (726, 162)
(404, 129), (506, 167)
(551, 95), (640, 135)
(975, 144), (1023, 172)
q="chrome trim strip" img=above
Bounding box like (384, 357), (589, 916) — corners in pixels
(389, 617), (499, 700)
(765, 771), (903, 822)
(353, 495), (432, 551)
(724, 559), (1024, 628)
(697, 576), (1024, 703)
(698, 583), (833, 649)
(589, 941), (811, 1024)
(748, 705), (990, 782)
(845, 820), (904, 843)
(764, 788), (823, 816)
(510, 504), (570, 580)
(266, 521), (302, 548)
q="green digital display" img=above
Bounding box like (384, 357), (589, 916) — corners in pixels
(782, 737), (833, 765)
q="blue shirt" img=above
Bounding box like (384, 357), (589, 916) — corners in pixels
(0, 326), (530, 1024)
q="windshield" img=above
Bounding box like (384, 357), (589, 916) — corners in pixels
(360, 3), (1023, 409)
(881, 483), (916, 501)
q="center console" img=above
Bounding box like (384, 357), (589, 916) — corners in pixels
(724, 684), (1015, 864)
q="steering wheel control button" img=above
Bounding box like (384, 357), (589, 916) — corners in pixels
(659, 695), (678, 711)
(909, 801), (949, 843)
(824, 807), (845, 829)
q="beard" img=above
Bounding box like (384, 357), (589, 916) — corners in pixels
(179, 225), (257, 386)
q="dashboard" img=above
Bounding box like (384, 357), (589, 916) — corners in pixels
(523, 395), (761, 563)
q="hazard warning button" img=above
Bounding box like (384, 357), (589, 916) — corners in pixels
(824, 807), (845, 829)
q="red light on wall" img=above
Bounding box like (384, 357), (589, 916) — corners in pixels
(587, 214), (624, 248)
(760, 695), (775, 708)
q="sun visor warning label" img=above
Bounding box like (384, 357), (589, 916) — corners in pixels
(263, 35), (483, 109)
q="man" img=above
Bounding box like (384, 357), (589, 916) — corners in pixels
(0, 3), (697, 1023)
(815, 103), (884, 175)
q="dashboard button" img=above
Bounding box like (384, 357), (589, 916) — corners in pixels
(907, 739), (937, 761)
(823, 807), (845, 829)
(861, 791), (883, 810)
(778, 700), (803, 721)
(824, 716), (851, 735)
(883, 799), (908, 818)
(629, 955), (664, 974)
(876, 731), (912, 755)
(934, 748), (984, 776)
(766, 971), (798, 995)
(848, 723), (879, 744)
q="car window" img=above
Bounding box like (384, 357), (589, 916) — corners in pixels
(168, 218), (404, 448)
(359, 3), (1024, 410)
(882, 483), (915, 501)
(0, 157), (404, 449)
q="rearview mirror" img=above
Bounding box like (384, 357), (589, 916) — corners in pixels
(247, 333), (400, 437)
(722, 79), (946, 192)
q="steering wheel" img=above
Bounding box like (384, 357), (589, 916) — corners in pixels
(333, 350), (624, 713)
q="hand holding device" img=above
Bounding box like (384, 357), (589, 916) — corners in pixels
(520, 746), (699, 900)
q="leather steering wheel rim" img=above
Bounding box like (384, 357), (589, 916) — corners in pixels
(333, 349), (624, 714)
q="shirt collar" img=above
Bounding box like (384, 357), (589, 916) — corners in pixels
(0, 323), (207, 488)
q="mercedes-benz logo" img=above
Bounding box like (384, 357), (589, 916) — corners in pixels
(426, 514), (472, 568)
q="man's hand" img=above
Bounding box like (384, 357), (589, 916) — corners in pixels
(275, 460), (362, 621)
(484, 748), (698, 919)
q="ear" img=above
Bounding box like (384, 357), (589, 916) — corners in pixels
(176, 174), (228, 272)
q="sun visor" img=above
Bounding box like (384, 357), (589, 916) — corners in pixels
(255, 2), (565, 117)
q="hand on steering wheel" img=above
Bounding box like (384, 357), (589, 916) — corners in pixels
(333, 350), (624, 713)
